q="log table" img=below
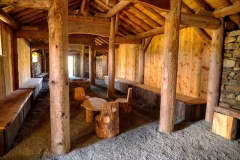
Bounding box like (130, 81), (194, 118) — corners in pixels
(82, 97), (107, 123)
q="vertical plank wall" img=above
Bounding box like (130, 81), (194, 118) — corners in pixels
(0, 22), (14, 99)
(115, 44), (139, 82)
(18, 38), (31, 86)
(115, 28), (211, 100)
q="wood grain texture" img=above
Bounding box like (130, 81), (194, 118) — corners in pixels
(48, 0), (70, 154)
(1, 22), (14, 98)
(95, 102), (119, 138)
(214, 106), (240, 119)
(107, 17), (116, 98)
(212, 112), (239, 140)
(17, 38), (31, 86)
(205, 18), (224, 123)
(159, 0), (181, 132)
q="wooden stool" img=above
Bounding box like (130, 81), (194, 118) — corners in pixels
(95, 102), (119, 138)
(212, 106), (240, 140)
(74, 87), (89, 108)
(115, 88), (132, 114)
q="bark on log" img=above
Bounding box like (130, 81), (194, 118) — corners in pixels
(48, 0), (70, 154)
(159, 0), (181, 133)
(106, 1), (131, 17)
(95, 102), (119, 138)
(205, 18), (224, 123)
(89, 46), (96, 84)
(80, 45), (85, 78)
(107, 17), (116, 98)
(0, 8), (20, 30)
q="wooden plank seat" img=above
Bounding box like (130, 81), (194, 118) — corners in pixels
(19, 78), (43, 100)
(35, 73), (48, 80)
(0, 89), (33, 155)
(212, 106), (240, 140)
(104, 76), (206, 121)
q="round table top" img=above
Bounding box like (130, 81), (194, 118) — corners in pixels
(82, 97), (107, 111)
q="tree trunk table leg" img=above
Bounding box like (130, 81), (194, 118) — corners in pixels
(86, 109), (93, 123)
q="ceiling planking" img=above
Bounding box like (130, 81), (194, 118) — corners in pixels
(0, 0), (240, 55)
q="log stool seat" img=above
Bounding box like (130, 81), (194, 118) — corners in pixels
(115, 88), (132, 114)
(95, 102), (119, 138)
(212, 106), (240, 140)
(74, 87), (90, 109)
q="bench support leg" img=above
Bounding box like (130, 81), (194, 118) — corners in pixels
(212, 112), (239, 140)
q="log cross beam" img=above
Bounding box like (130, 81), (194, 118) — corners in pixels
(0, 8), (20, 30)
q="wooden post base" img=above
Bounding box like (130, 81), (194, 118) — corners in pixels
(86, 109), (94, 123)
(115, 98), (132, 114)
(212, 112), (239, 140)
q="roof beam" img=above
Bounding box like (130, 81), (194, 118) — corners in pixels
(213, 3), (240, 18)
(116, 35), (141, 44)
(68, 15), (110, 24)
(0, 0), (53, 9)
(106, 1), (131, 17)
(0, 8), (20, 30)
(122, 0), (170, 11)
(68, 21), (110, 37)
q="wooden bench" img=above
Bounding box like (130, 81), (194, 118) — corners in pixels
(35, 72), (48, 80)
(104, 76), (206, 121)
(19, 78), (43, 100)
(212, 106), (240, 140)
(0, 89), (33, 155)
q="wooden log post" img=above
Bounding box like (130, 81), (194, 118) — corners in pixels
(48, 0), (70, 154)
(205, 18), (224, 123)
(107, 17), (116, 99)
(42, 49), (47, 73)
(80, 45), (85, 78)
(159, 0), (181, 133)
(138, 39), (144, 84)
(89, 46), (96, 84)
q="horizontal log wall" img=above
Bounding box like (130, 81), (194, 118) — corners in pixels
(18, 39), (31, 86)
(115, 27), (211, 100)
(0, 22), (14, 100)
(115, 44), (139, 82)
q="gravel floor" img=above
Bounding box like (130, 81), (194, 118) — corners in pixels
(1, 79), (240, 160)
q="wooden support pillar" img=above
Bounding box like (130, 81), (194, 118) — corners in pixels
(159, 0), (181, 133)
(48, 0), (70, 154)
(205, 18), (224, 123)
(89, 46), (96, 84)
(138, 39), (144, 84)
(102, 55), (108, 77)
(12, 33), (19, 90)
(80, 45), (85, 78)
(107, 16), (116, 98)
(42, 49), (47, 73)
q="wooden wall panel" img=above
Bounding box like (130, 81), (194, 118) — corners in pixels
(0, 22), (14, 100)
(115, 44), (139, 82)
(115, 28), (210, 100)
(18, 39), (31, 86)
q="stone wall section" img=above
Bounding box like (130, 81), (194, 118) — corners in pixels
(220, 30), (240, 109)
(96, 56), (103, 79)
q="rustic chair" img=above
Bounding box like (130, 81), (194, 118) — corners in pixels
(74, 87), (90, 108)
(115, 88), (132, 114)
(95, 102), (119, 138)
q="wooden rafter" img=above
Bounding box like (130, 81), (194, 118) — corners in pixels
(106, 1), (131, 17)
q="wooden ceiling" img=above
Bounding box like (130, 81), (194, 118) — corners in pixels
(1, 0), (240, 55)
